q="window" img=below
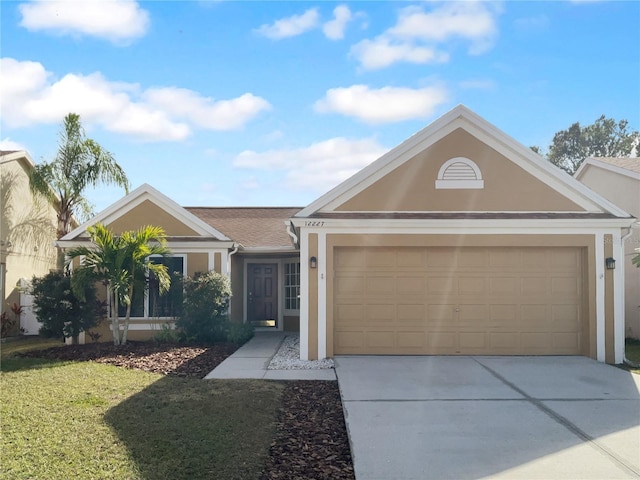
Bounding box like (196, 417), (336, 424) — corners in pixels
(284, 262), (300, 311)
(435, 157), (484, 189)
(117, 256), (185, 318)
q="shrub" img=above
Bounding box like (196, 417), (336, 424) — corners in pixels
(177, 271), (232, 343)
(153, 322), (181, 344)
(30, 271), (99, 343)
(226, 322), (254, 345)
(0, 312), (15, 338)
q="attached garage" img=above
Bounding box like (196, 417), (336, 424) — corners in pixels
(291, 106), (634, 364)
(333, 246), (585, 355)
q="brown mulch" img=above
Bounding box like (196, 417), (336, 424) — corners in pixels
(18, 342), (355, 480)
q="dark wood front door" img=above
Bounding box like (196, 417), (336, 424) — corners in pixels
(247, 263), (278, 327)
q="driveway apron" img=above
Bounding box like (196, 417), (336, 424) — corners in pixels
(335, 356), (640, 480)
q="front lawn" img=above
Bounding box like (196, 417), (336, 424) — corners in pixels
(1, 350), (283, 479)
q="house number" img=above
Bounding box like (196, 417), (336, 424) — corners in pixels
(304, 221), (325, 227)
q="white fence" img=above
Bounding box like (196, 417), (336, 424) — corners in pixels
(19, 278), (39, 335)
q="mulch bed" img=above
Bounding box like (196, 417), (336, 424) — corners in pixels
(17, 342), (355, 479)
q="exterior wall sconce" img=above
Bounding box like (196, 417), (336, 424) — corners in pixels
(605, 257), (616, 270)
(310, 256), (317, 269)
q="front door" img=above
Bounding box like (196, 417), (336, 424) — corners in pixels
(247, 263), (278, 327)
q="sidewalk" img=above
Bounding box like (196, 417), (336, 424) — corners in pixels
(204, 331), (336, 380)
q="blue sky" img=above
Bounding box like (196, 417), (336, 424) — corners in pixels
(1, 0), (639, 215)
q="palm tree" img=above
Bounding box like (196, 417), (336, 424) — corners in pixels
(29, 113), (130, 269)
(66, 223), (171, 345)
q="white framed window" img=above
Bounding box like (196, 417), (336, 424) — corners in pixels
(284, 261), (300, 311)
(435, 157), (484, 189)
(116, 255), (186, 318)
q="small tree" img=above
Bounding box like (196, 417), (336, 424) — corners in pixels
(66, 223), (171, 345)
(177, 271), (232, 343)
(31, 271), (98, 343)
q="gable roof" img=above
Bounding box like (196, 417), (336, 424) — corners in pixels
(295, 105), (631, 219)
(575, 157), (640, 181)
(0, 150), (35, 170)
(61, 183), (231, 241)
(186, 207), (301, 249)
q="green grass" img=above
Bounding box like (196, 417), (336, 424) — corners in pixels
(1, 345), (284, 480)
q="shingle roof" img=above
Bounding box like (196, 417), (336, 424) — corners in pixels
(185, 207), (302, 249)
(587, 157), (640, 174)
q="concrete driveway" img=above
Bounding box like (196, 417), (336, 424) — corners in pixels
(335, 356), (640, 480)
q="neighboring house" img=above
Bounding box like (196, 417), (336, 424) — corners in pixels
(0, 150), (57, 335)
(57, 106), (635, 364)
(575, 157), (640, 340)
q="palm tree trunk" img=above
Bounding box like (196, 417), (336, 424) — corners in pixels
(112, 294), (121, 345)
(121, 284), (134, 345)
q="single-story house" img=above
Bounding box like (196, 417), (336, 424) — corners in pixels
(575, 157), (640, 339)
(58, 105), (635, 364)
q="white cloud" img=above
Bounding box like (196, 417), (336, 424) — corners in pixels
(255, 8), (319, 39)
(233, 137), (388, 192)
(351, 2), (501, 70)
(323, 5), (352, 40)
(0, 138), (26, 151)
(19, 0), (150, 44)
(0, 58), (270, 141)
(314, 84), (448, 124)
(143, 88), (271, 131)
(351, 37), (449, 70)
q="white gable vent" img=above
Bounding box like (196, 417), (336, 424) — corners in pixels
(435, 157), (484, 189)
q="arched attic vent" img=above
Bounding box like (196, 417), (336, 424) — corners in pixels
(435, 157), (484, 189)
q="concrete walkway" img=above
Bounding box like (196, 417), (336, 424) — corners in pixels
(204, 331), (336, 380)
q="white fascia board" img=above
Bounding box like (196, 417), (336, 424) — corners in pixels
(165, 241), (236, 250)
(290, 217), (636, 231)
(239, 246), (298, 253)
(61, 183), (231, 241)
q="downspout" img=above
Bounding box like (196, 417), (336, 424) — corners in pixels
(621, 227), (639, 367)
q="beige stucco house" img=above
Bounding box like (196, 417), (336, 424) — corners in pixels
(0, 150), (57, 334)
(58, 185), (301, 342)
(575, 157), (640, 339)
(58, 106), (635, 364)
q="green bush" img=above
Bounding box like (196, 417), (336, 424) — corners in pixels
(226, 322), (254, 345)
(176, 271), (232, 343)
(31, 271), (99, 343)
(153, 322), (181, 344)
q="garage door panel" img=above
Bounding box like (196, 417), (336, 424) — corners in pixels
(489, 277), (518, 295)
(336, 275), (364, 294)
(396, 249), (425, 267)
(397, 304), (426, 324)
(458, 277), (486, 295)
(366, 276), (394, 295)
(427, 277), (457, 294)
(427, 304), (455, 322)
(334, 246), (584, 356)
(365, 304), (395, 323)
(459, 332), (487, 349)
(366, 249), (395, 267)
(551, 277), (581, 296)
(397, 276), (425, 294)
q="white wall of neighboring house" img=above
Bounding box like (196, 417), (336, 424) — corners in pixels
(577, 162), (640, 339)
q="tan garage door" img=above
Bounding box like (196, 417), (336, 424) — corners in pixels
(334, 246), (585, 355)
